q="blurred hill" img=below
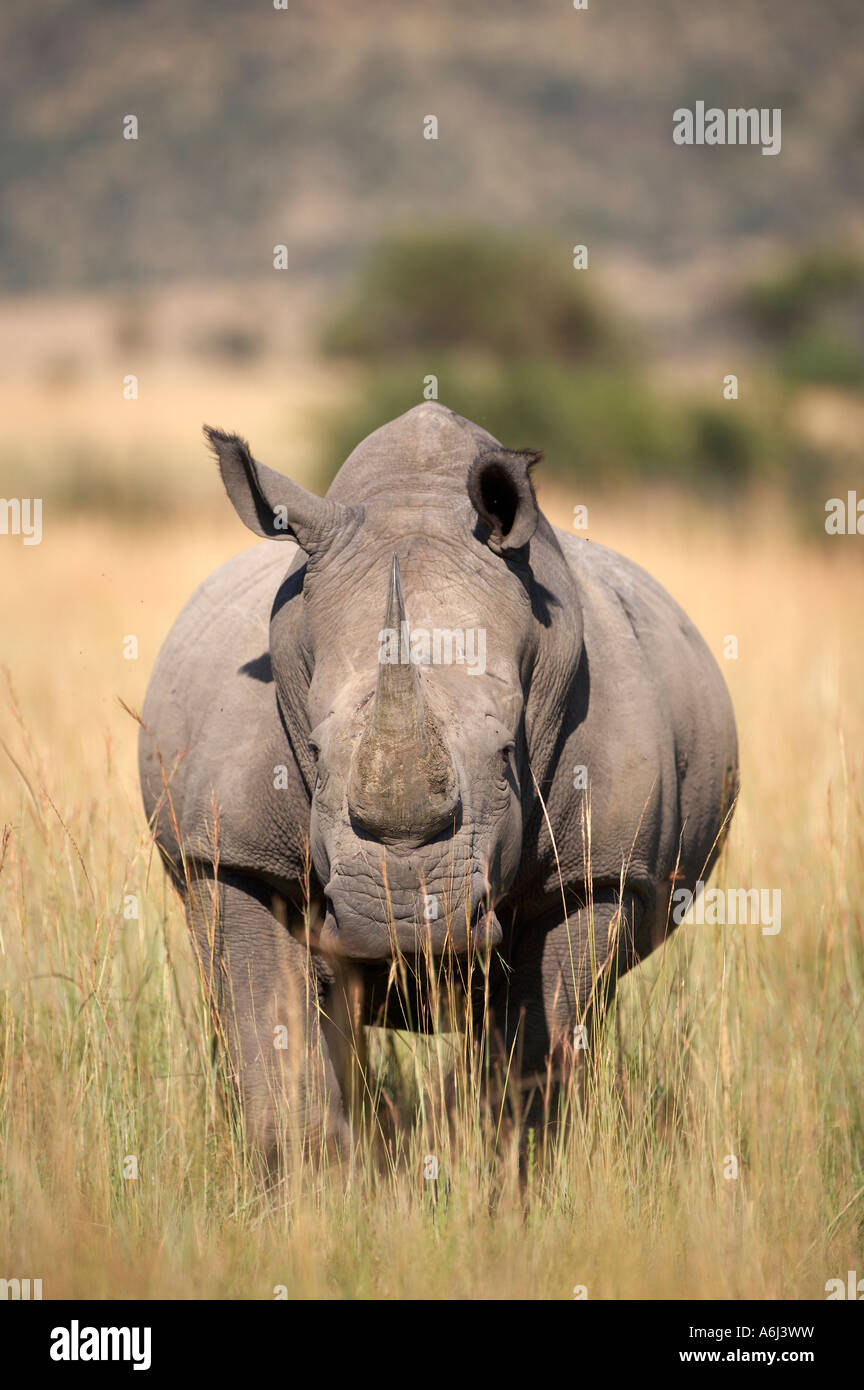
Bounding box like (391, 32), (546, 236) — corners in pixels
(2, 0), (863, 296)
(1, 0), (863, 518)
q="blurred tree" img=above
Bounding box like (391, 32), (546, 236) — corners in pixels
(321, 228), (617, 362)
(741, 248), (864, 387)
(743, 249), (864, 341)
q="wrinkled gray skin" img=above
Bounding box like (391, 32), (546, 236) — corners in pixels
(140, 403), (738, 1162)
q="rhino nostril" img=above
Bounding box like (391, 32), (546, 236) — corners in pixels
(473, 907), (503, 951)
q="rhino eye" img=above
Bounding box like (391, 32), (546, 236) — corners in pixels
(307, 739), (320, 761)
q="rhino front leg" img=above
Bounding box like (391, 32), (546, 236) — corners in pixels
(497, 892), (642, 1126)
(184, 868), (350, 1168)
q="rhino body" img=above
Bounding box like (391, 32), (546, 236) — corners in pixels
(140, 403), (737, 1159)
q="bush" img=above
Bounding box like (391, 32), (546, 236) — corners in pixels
(779, 331), (864, 387)
(321, 228), (617, 363)
(741, 248), (864, 389)
(315, 359), (770, 493)
(314, 231), (848, 503)
(742, 248), (864, 342)
(686, 405), (758, 485)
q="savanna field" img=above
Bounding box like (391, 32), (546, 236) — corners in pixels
(3, 0), (864, 1315)
(1, 440), (862, 1298)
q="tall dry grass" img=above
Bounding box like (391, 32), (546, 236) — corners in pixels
(0, 491), (862, 1299)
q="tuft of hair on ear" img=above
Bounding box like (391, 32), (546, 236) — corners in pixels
(512, 447), (543, 471)
(203, 424), (275, 535)
(202, 424), (252, 469)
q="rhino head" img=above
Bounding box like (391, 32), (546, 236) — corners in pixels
(206, 403), (578, 961)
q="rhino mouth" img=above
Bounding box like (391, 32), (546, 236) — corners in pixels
(319, 884), (502, 960)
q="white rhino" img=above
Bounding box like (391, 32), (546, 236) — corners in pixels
(140, 403), (738, 1161)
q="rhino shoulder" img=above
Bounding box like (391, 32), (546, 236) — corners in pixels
(139, 539), (310, 883)
(554, 528), (727, 682)
(545, 527), (737, 894)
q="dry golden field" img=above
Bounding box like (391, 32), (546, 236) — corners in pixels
(3, 0), (863, 1310)
(1, 412), (862, 1296)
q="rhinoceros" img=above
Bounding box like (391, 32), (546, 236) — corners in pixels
(139, 402), (737, 1162)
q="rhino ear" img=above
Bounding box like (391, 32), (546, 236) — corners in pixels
(467, 447), (541, 555)
(204, 426), (357, 559)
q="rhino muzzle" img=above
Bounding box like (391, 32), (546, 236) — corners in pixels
(319, 891), (503, 959)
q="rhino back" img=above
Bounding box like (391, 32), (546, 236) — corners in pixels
(139, 539), (310, 884)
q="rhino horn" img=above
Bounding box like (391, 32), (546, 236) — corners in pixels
(372, 554), (425, 741)
(347, 555), (460, 843)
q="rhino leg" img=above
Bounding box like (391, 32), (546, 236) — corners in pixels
(184, 868), (350, 1168)
(319, 958), (370, 1132)
(495, 892), (642, 1129)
